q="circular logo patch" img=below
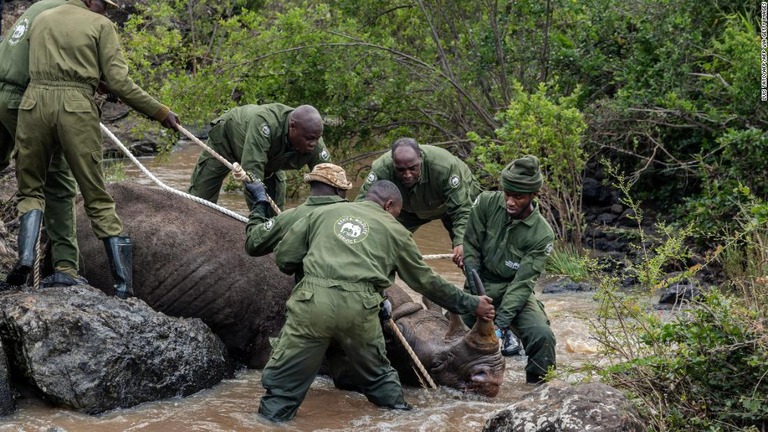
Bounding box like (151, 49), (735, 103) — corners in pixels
(8, 18), (30, 46)
(366, 172), (377, 184)
(320, 149), (330, 161)
(545, 243), (554, 256)
(260, 123), (271, 137)
(334, 216), (369, 244)
(264, 219), (274, 231)
(449, 174), (460, 188)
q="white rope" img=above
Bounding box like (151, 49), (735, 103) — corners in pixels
(100, 123), (248, 223)
(422, 253), (453, 260)
(101, 123), (456, 260)
(176, 125), (281, 215)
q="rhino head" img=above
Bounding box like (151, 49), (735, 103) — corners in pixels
(383, 284), (505, 397)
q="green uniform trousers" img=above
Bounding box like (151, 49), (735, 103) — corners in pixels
(462, 287), (556, 378)
(1, 86), (79, 274)
(259, 277), (405, 422)
(16, 82), (122, 240)
(188, 143), (286, 211)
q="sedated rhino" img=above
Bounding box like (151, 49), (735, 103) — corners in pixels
(75, 182), (505, 397)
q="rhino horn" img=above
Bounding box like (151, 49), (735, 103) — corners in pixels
(464, 317), (499, 353)
(444, 312), (470, 340)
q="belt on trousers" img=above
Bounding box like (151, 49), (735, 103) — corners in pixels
(29, 79), (93, 91)
(300, 275), (380, 293)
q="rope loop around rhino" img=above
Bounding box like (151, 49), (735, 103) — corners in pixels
(101, 123), (453, 262)
(100, 123), (249, 224)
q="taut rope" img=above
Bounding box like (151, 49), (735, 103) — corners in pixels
(175, 125), (281, 215)
(100, 123), (249, 223)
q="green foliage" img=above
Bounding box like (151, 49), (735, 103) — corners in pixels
(545, 243), (597, 282)
(116, 0), (765, 233)
(589, 171), (768, 431)
(471, 82), (587, 243)
(603, 160), (698, 291)
(597, 289), (768, 431)
(678, 129), (768, 239)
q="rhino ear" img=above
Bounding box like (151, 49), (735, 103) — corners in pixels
(445, 312), (470, 340)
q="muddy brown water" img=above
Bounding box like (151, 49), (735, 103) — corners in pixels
(0, 142), (602, 431)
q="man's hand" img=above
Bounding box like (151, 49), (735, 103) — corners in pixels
(474, 295), (495, 322)
(161, 110), (181, 131)
(452, 244), (464, 268)
(244, 180), (269, 203)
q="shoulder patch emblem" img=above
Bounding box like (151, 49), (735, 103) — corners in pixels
(260, 123), (271, 137)
(449, 174), (460, 189)
(366, 172), (377, 184)
(545, 243), (554, 256)
(320, 149), (330, 161)
(334, 216), (370, 244)
(264, 219), (274, 231)
(8, 17), (30, 46)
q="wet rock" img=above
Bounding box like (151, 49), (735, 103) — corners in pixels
(595, 213), (617, 225)
(0, 340), (15, 416)
(609, 204), (624, 215)
(656, 282), (702, 309)
(592, 238), (625, 253)
(0, 285), (234, 414)
(618, 208), (639, 227)
(482, 380), (644, 432)
(582, 177), (612, 206)
(541, 277), (595, 294)
(595, 252), (627, 273)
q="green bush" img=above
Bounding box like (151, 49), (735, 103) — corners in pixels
(599, 289), (768, 431)
(470, 82), (587, 244)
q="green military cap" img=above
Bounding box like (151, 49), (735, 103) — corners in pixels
(500, 155), (543, 193)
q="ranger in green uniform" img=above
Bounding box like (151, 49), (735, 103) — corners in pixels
(1, 0), (85, 287)
(244, 163), (351, 257)
(12, 0), (180, 298)
(188, 103), (332, 212)
(461, 155), (556, 384)
(356, 138), (482, 267)
(259, 180), (495, 422)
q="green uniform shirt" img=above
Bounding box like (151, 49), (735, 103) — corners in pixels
(27, 0), (169, 121)
(245, 195), (346, 256)
(463, 191), (555, 329)
(208, 103), (331, 180)
(275, 200), (480, 315)
(0, 0), (68, 95)
(355, 145), (481, 247)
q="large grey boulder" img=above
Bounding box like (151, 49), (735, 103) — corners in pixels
(0, 285), (233, 414)
(0, 340), (14, 415)
(483, 380), (644, 432)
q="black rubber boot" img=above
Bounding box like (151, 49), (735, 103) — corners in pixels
(103, 236), (133, 299)
(6, 210), (43, 286)
(41, 272), (89, 288)
(526, 372), (545, 385)
(501, 329), (522, 357)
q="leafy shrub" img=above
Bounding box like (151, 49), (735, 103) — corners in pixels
(470, 82), (587, 244)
